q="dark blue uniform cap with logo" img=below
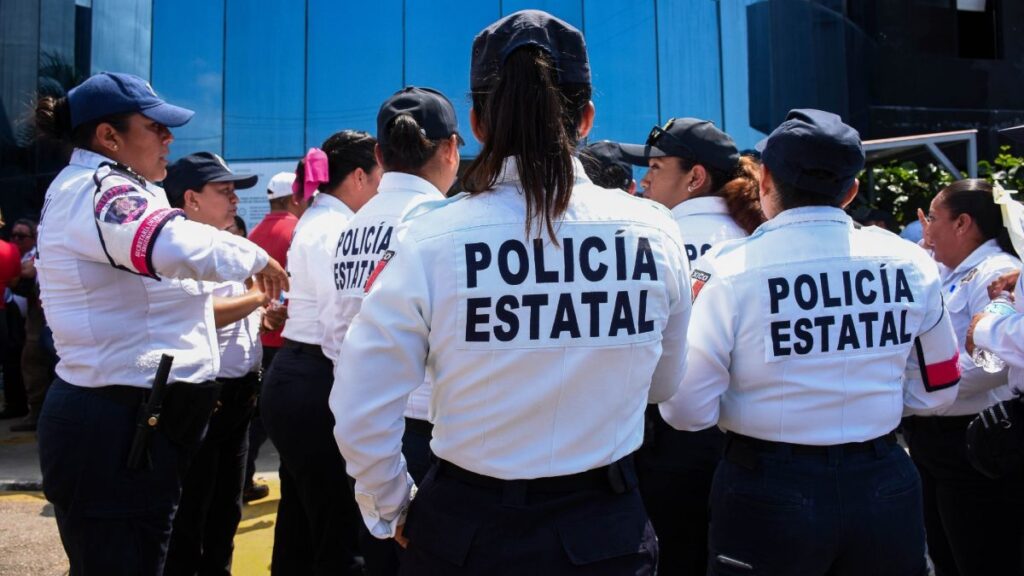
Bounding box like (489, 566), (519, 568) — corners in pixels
(162, 152), (258, 208)
(377, 86), (460, 149)
(620, 117), (739, 172)
(68, 72), (194, 130)
(580, 141), (633, 188)
(470, 9), (589, 92)
(756, 109), (865, 200)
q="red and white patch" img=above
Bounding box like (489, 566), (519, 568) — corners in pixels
(363, 250), (395, 293)
(691, 269), (711, 301)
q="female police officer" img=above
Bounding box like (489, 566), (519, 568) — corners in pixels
(32, 72), (287, 575)
(332, 10), (691, 575)
(661, 109), (961, 575)
(325, 86), (461, 576)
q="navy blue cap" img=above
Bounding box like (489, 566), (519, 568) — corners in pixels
(377, 87), (460, 149)
(756, 109), (864, 199)
(471, 10), (589, 92)
(580, 141), (633, 190)
(620, 118), (739, 172)
(162, 152), (257, 208)
(68, 72), (194, 130)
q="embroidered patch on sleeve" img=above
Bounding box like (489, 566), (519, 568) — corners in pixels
(691, 269), (711, 301)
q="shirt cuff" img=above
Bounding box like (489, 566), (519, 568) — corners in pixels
(354, 474), (416, 539)
(973, 314), (999, 352)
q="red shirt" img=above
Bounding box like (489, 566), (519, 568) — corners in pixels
(0, 240), (20, 310)
(248, 211), (299, 348)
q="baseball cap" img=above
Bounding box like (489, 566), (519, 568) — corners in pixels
(756, 109), (864, 199)
(580, 141), (633, 190)
(620, 118), (739, 172)
(162, 152), (258, 208)
(377, 87), (460, 149)
(267, 172), (296, 200)
(470, 10), (590, 92)
(68, 72), (194, 130)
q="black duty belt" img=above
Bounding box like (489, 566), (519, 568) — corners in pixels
(405, 417), (433, 437)
(438, 453), (636, 494)
(724, 431), (898, 465)
(282, 338), (324, 358)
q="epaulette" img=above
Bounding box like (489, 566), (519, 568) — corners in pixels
(402, 191), (470, 223)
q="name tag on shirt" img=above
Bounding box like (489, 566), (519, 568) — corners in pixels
(760, 262), (922, 362)
(455, 224), (670, 350)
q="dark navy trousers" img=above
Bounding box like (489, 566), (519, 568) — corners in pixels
(636, 407), (723, 575)
(398, 456), (658, 576)
(38, 379), (190, 576)
(261, 342), (363, 576)
(707, 433), (927, 576)
(165, 372), (259, 576)
(904, 415), (1024, 576)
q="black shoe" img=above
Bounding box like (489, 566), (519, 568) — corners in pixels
(0, 407), (28, 420)
(243, 481), (270, 503)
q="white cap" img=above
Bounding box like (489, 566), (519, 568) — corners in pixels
(267, 172), (296, 200)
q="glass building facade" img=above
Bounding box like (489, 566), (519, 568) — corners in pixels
(2, 0), (1022, 228)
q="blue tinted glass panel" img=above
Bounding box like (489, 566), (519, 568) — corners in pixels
(719, 0), (765, 150)
(583, 0), (659, 145)
(405, 1), (499, 157)
(224, 0), (304, 160)
(91, 0), (152, 78)
(152, 0), (224, 158)
(306, 0), (403, 147)
(501, 0), (582, 29)
(656, 0), (722, 126)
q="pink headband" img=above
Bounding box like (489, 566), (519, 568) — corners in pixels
(292, 148), (329, 202)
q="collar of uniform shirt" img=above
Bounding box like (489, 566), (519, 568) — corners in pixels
(758, 205), (851, 233)
(70, 147), (117, 171)
(671, 195), (729, 219)
(494, 156), (591, 187)
(948, 238), (1003, 279)
(310, 189), (355, 215)
(378, 171), (446, 198)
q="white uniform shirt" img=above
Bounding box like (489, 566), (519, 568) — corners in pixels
(672, 196), (747, 263)
(281, 193), (356, 346)
(37, 148), (269, 388)
(974, 269), (1024, 392)
(331, 157), (692, 538)
(212, 281), (263, 378)
(662, 206), (961, 444)
(937, 239), (1019, 415)
(324, 172), (444, 419)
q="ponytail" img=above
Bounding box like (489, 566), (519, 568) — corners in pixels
(715, 156), (765, 234)
(34, 94), (131, 150)
(463, 46), (591, 241)
(939, 178), (1019, 259)
(294, 130), (377, 200)
(380, 115), (440, 173)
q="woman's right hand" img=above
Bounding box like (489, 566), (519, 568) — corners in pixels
(987, 270), (1021, 300)
(254, 258), (289, 302)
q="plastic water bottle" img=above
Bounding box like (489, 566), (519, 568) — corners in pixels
(972, 292), (1016, 373)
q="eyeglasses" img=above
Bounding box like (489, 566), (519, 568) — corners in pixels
(10, 233), (31, 240)
(646, 119), (696, 161)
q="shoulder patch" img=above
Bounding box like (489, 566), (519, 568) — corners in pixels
(691, 269), (711, 301)
(960, 268), (979, 286)
(96, 185), (148, 224)
(364, 250), (395, 293)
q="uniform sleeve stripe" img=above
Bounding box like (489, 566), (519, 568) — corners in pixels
(130, 208), (183, 278)
(916, 337), (960, 392)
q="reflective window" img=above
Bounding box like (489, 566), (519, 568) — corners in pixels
(656, 0), (723, 127)
(584, 0), (659, 145)
(719, 0), (765, 150)
(91, 0), (152, 78)
(224, 0), (304, 160)
(152, 0), (224, 157)
(306, 0), (403, 148)
(404, 1), (498, 157)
